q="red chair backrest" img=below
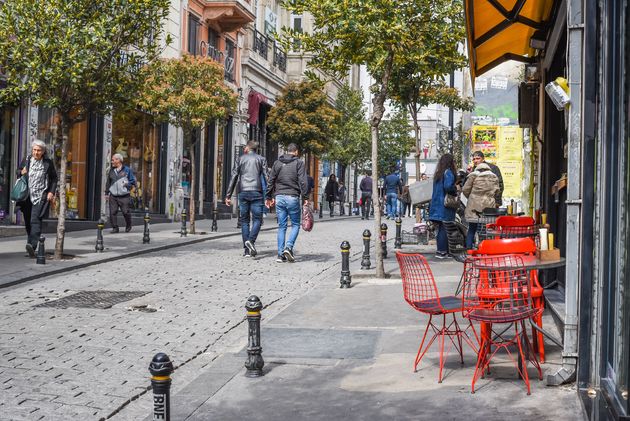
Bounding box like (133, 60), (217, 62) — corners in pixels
(396, 251), (439, 306)
(495, 216), (536, 227)
(475, 237), (536, 255)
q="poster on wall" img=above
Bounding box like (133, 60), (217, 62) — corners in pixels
(471, 126), (498, 161)
(497, 126), (523, 161)
(497, 160), (523, 198)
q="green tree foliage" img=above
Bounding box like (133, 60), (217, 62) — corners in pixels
(281, 0), (465, 276)
(138, 55), (237, 233)
(377, 109), (416, 174)
(267, 80), (338, 156)
(328, 85), (370, 168)
(0, 0), (170, 258)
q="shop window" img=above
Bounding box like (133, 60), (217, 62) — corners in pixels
(37, 108), (88, 219)
(0, 106), (14, 222)
(112, 110), (160, 212)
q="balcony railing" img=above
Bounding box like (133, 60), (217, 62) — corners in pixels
(273, 44), (287, 72)
(253, 30), (269, 60)
(224, 56), (235, 82)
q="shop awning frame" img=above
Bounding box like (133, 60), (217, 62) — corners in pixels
(465, 0), (556, 79)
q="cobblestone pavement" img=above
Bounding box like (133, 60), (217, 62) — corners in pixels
(0, 216), (402, 420)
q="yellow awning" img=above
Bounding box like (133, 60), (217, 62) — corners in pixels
(465, 0), (555, 79)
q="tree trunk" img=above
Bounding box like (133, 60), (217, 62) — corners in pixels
(54, 114), (71, 259)
(409, 104), (422, 223)
(371, 49), (394, 278)
(187, 129), (196, 235)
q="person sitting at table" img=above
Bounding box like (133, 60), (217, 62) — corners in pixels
(462, 161), (500, 249)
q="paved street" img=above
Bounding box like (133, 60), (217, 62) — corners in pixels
(0, 215), (372, 420)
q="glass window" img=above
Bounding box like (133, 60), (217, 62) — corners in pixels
(37, 108), (88, 219)
(0, 106), (14, 222)
(188, 13), (201, 56)
(225, 38), (236, 82)
(112, 110), (160, 212)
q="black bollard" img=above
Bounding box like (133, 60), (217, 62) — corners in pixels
(319, 195), (324, 219)
(95, 219), (105, 252)
(361, 229), (371, 270)
(380, 223), (388, 259)
(211, 208), (218, 232)
(143, 212), (151, 244)
(340, 241), (352, 288)
(180, 210), (187, 237)
(245, 295), (264, 377)
(394, 217), (402, 249)
(36, 235), (46, 264)
(149, 352), (174, 421)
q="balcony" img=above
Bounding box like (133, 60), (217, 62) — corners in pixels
(253, 30), (269, 60)
(198, 42), (235, 83)
(202, 1), (255, 33)
(273, 44), (287, 72)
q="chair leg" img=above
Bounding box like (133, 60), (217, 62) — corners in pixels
(522, 320), (543, 380)
(452, 314), (464, 364)
(438, 314), (446, 383)
(515, 321), (532, 395)
(414, 314), (435, 372)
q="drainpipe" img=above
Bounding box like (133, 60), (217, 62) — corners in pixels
(547, 0), (583, 386)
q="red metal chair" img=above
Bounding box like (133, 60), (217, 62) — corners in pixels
(494, 216), (536, 227)
(462, 255), (543, 394)
(396, 251), (477, 383)
(468, 238), (546, 362)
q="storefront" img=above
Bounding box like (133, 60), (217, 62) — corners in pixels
(111, 110), (166, 214)
(0, 105), (16, 223)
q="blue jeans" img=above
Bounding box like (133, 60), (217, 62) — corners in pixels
(433, 220), (449, 254)
(466, 222), (478, 249)
(238, 191), (264, 248)
(276, 195), (301, 255)
(386, 192), (398, 218)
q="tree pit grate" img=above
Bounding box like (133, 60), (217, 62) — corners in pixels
(34, 290), (150, 309)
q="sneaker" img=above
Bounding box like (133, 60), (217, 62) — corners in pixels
(25, 243), (35, 258)
(435, 252), (449, 260)
(125, 226), (132, 233)
(243, 249), (251, 257)
(110, 227), (119, 234)
(276, 255), (287, 263)
(282, 248), (295, 262)
(361, 217), (365, 220)
(245, 240), (257, 257)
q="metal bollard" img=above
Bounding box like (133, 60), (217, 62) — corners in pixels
(211, 208), (218, 232)
(380, 223), (388, 259)
(340, 241), (352, 288)
(245, 295), (264, 377)
(361, 229), (371, 270)
(149, 352), (174, 421)
(319, 195), (324, 219)
(394, 217), (402, 249)
(36, 235), (46, 264)
(143, 212), (151, 244)
(95, 219), (105, 252)
(180, 210), (187, 237)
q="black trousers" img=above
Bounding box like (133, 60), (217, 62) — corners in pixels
(360, 193), (372, 219)
(21, 200), (47, 248)
(109, 195), (132, 229)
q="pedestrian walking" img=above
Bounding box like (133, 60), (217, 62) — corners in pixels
(359, 171), (373, 220)
(266, 143), (308, 262)
(324, 174), (338, 217)
(337, 181), (346, 216)
(105, 153), (136, 233)
(384, 170), (402, 219)
(462, 162), (500, 249)
(471, 151), (504, 207)
(429, 153), (457, 259)
(16, 140), (58, 257)
(225, 141), (268, 257)
(306, 174), (315, 202)
(401, 184), (412, 217)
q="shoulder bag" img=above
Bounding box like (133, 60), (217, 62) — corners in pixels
(443, 174), (460, 210)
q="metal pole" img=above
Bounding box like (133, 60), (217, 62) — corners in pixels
(361, 229), (371, 270)
(380, 223), (388, 259)
(36, 235), (45, 264)
(340, 241), (352, 288)
(245, 295), (264, 377)
(95, 219), (105, 252)
(143, 212), (151, 244)
(149, 353), (173, 421)
(394, 217), (402, 249)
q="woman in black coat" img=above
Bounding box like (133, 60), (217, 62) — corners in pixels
(324, 174), (338, 217)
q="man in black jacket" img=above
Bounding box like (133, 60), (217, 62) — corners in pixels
(265, 143), (308, 263)
(226, 140), (268, 257)
(16, 140), (58, 257)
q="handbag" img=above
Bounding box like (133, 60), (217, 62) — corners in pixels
(301, 203), (314, 232)
(444, 193), (460, 209)
(10, 176), (29, 202)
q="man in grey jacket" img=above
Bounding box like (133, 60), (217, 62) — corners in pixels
(226, 141), (268, 257)
(265, 143), (308, 263)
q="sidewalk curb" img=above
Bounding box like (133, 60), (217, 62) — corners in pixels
(1, 215), (357, 290)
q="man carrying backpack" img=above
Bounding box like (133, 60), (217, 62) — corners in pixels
(265, 143), (308, 263)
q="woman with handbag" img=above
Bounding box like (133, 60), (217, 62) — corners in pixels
(462, 161), (500, 249)
(15, 140), (58, 258)
(429, 153), (458, 259)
